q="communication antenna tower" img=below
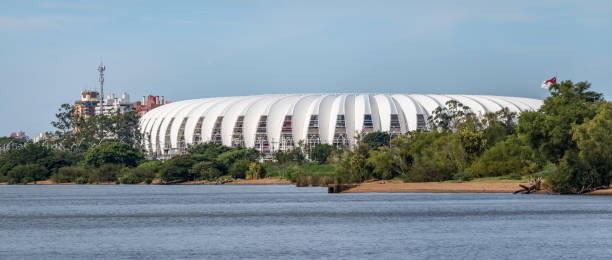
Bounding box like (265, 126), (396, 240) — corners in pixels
(98, 62), (106, 114)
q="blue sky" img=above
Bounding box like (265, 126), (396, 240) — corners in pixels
(1, 0), (611, 136)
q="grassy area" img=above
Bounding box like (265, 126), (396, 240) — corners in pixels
(263, 162), (337, 186)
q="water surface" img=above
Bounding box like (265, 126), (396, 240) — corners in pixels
(1, 185), (611, 259)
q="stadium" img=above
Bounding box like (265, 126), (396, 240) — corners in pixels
(139, 94), (543, 157)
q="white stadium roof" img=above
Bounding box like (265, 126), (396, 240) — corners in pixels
(139, 94), (542, 155)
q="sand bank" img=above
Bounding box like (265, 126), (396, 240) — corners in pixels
(342, 180), (529, 193)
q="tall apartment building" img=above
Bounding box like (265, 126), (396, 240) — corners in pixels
(134, 95), (169, 117)
(73, 91), (101, 120)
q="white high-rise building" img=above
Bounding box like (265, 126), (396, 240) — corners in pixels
(95, 92), (133, 115)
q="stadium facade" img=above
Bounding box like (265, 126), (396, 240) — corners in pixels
(139, 94), (542, 157)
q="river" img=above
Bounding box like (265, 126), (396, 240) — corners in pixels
(1, 185), (611, 259)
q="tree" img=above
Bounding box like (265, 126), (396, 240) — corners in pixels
(7, 164), (48, 184)
(273, 149), (305, 164)
(367, 147), (398, 180)
(0, 143), (51, 177)
(482, 108), (517, 146)
(246, 162), (265, 180)
(159, 154), (198, 182)
(362, 131), (391, 150)
(89, 164), (122, 183)
(310, 144), (333, 164)
(84, 142), (143, 167)
(191, 161), (222, 181)
(50, 103), (78, 150)
(469, 135), (536, 177)
(407, 133), (468, 182)
(216, 148), (260, 172)
(547, 102), (612, 193)
(187, 142), (232, 158)
(518, 81), (602, 164)
(229, 159), (251, 179)
(428, 100), (482, 132)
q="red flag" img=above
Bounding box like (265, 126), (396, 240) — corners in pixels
(541, 76), (557, 89)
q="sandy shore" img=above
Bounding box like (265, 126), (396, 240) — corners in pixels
(343, 180), (530, 193)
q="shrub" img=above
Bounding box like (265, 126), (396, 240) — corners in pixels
(216, 149), (260, 172)
(295, 173), (336, 187)
(159, 155), (197, 182)
(406, 133), (468, 182)
(452, 171), (473, 182)
(191, 161), (222, 181)
(228, 159), (251, 179)
(89, 164), (122, 183)
(53, 166), (89, 183)
(246, 162), (265, 180)
(469, 135), (537, 177)
(7, 164), (49, 184)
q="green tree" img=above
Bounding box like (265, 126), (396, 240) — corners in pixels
(482, 108), (518, 146)
(367, 146), (398, 180)
(228, 159), (251, 179)
(7, 164), (48, 184)
(310, 144), (333, 164)
(187, 142), (232, 158)
(0, 143), (51, 177)
(52, 166), (89, 183)
(362, 131), (391, 150)
(84, 142), (143, 167)
(216, 148), (260, 172)
(547, 102), (612, 193)
(518, 80), (602, 164)
(159, 154), (198, 182)
(469, 135), (537, 177)
(400, 132), (468, 182)
(89, 164), (122, 183)
(246, 162), (265, 180)
(190, 161), (222, 181)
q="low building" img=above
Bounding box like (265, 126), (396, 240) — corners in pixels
(134, 95), (169, 117)
(9, 131), (29, 141)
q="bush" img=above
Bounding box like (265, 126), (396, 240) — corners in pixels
(53, 166), (89, 183)
(469, 135), (537, 177)
(89, 164), (122, 183)
(452, 171), (473, 182)
(191, 161), (222, 181)
(245, 162), (265, 180)
(295, 173), (336, 187)
(7, 164), (49, 184)
(119, 166), (157, 184)
(228, 159), (251, 179)
(216, 149), (260, 172)
(159, 155), (197, 182)
(406, 133), (468, 182)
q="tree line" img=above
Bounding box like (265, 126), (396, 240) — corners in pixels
(1, 80), (610, 193)
(334, 81), (612, 193)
